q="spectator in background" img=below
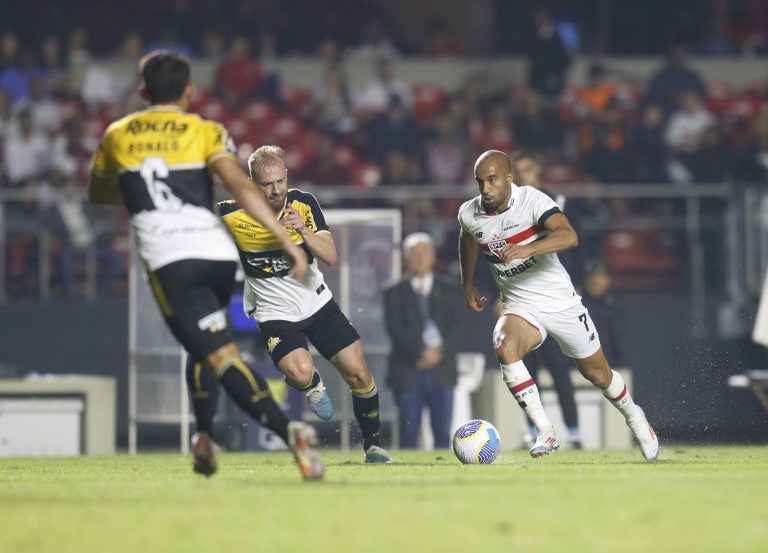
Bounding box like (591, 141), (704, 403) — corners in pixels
(0, 48), (39, 103)
(528, 7), (571, 102)
(200, 31), (226, 60)
(665, 90), (716, 184)
(630, 104), (669, 183)
(12, 75), (62, 135)
(3, 109), (50, 186)
(512, 90), (563, 154)
(383, 233), (464, 449)
(471, 102), (515, 154)
(383, 149), (425, 185)
(365, 94), (424, 165)
(116, 32), (144, 61)
(425, 113), (468, 185)
(0, 89), (13, 140)
(67, 28), (91, 66)
(40, 36), (70, 99)
(215, 36), (266, 110)
(0, 31), (18, 70)
(580, 261), (624, 366)
(346, 21), (401, 61)
(576, 64), (629, 183)
(420, 18), (460, 58)
(311, 61), (355, 133)
(354, 58), (413, 115)
(296, 130), (351, 186)
(647, 45), (707, 116)
(737, 92), (768, 181)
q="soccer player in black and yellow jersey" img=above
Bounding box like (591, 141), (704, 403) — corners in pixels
(186, 145), (393, 464)
(88, 51), (323, 479)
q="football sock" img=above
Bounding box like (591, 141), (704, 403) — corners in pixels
(184, 356), (219, 437)
(215, 356), (290, 443)
(351, 377), (382, 450)
(500, 361), (554, 434)
(602, 370), (640, 421)
(293, 367), (323, 392)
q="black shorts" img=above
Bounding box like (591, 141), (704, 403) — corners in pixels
(147, 259), (237, 360)
(257, 299), (360, 365)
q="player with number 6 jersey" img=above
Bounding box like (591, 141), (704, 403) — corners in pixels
(88, 50), (323, 480)
(458, 150), (659, 461)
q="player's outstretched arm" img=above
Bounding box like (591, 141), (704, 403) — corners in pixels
(498, 212), (578, 264)
(281, 206), (338, 266)
(459, 227), (487, 312)
(211, 156), (308, 280)
(88, 173), (123, 205)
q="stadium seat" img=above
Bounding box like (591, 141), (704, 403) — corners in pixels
(412, 84), (445, 126)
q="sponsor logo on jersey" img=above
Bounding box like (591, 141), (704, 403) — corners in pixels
(126, 119), (189, 135)
(503, 222), (520, 230)
(267, 336), (282, 353)
(197, 309), (227, 333)
(495, 256), (538, 277)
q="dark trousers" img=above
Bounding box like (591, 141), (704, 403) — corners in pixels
(395, 370), (454, 449)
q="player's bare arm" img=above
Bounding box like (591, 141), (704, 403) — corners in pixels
(459, 227), (487, 312)
(498, 212), (578, 264)
(88, 173), (123, 205)
(211, 156), (308, 280)
(281, 206), (338, 266)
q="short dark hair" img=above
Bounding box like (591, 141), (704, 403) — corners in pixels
(511, 149), (539, 165)
(139, 50), (191, 104)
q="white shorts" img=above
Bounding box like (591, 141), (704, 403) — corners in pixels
(501, 303), (601, 359)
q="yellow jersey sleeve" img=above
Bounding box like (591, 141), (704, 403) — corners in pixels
(91, 131), (119, 177)
(203, 120), (237, 165)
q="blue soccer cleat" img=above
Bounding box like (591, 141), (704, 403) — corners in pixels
(364, 445), (395, 464)
(306, 383), (333, 421)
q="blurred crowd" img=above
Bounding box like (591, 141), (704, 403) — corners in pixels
(1, 2), (768, 298)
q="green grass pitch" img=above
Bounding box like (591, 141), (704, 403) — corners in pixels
(1, 446), (766, 553)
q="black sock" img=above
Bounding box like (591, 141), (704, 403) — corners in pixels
(216, 357), (290, 444)
(185, 356), (219, 437)
(351, 378), (381, 450)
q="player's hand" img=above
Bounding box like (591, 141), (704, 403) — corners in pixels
(498, 243), (529, 265)
(285, 243), (309, 280)
(417, 347), (444, 370)
(464, 286), (487, 312)
(281, 206), (306, 233)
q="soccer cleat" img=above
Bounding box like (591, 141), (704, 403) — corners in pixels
(364, 445), (395, 464)
(529, 430), (561, 458)
(287, 421), (325, 480)
(191, 431), (218, 477)
(626, 407), (660, 461)
(306, 383), (333, 421)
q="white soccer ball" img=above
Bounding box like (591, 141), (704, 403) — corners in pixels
(452, 419), (501, 464)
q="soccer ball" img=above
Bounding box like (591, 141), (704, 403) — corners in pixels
(452, 419), (501, 464)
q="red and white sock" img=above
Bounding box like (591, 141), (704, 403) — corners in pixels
(501, 361), (554, 434)
(602, 370), (640, 421)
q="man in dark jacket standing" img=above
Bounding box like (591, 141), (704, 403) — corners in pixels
(383, 233), (464, 449)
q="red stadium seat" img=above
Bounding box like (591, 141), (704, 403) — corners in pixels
(240, 100), (278, 125)
(412, 84), (445, 126)
(197, 98), (230, 121)
(282, 84), (311, 111)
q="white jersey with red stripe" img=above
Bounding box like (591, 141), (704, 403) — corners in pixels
(458, 184), (582, 313)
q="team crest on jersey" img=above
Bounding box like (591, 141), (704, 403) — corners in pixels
(488, 239), (508, 256)
(267, 336), (281, 353)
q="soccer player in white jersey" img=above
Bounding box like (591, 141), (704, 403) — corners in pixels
(458, 150), (659, 460)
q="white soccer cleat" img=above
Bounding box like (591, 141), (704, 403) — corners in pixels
(364, 445), (394, 464)
(529, 430), (561, 458)
(287, 421), (325, 481)
(627, 407), (660, 461)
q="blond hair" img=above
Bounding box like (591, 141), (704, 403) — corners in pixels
(248, 145), (286, 181)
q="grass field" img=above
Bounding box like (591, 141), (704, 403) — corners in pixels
(1, 446), (767, 553)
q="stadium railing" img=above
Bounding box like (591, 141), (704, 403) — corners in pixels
(0, 182), (761, 338)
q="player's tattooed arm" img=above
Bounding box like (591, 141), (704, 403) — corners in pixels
(459, 227), (487, 312)
(498, 213), (578, 263)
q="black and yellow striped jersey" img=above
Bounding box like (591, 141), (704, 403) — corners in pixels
(91, 105), (239, 269)
(218, 189), (333, 322)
